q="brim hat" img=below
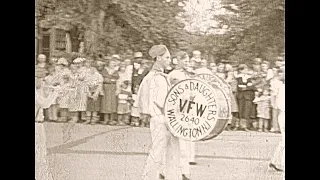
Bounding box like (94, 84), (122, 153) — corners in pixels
(192, 50), (201, 56)
(134, 52), (143, 58)
(148, 45), (168, 59)
(57, 58), (69, 66)
(73, 57), (84, 64)
(111, 54), (120, 60)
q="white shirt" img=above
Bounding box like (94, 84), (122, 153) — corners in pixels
(195, 67), (214, 75)
(147, 70), (170, 117)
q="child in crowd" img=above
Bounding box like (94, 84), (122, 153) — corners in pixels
(117, 80), (132, 125)
(130, 85), (140, 126)
(253, 86), (271, 132)
(57, 75), (73, 122)
(86, 66), (104, 124)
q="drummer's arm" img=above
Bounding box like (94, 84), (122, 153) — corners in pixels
(153, 76), (168, 113)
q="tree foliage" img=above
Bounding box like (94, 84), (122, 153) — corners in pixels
(37, 0), (187, 57)
(187, 0), (285, 64)
(36, 0), (284, 65)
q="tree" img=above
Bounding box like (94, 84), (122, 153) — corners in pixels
(37, 0), (187, 57)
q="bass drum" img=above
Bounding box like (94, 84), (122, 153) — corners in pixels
(194, 74), (232, 141)
(163, 75), (232, 142)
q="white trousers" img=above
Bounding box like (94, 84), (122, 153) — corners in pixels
(271, 110), (285, 171)
(179, 139), (196, 176)
(142, 115), (182, 180)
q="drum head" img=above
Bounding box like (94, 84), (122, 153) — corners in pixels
(164, 77), (231, 142)
(194, 74), (232, 140)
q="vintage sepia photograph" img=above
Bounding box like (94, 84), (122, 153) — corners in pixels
(35, 0), (285, 179)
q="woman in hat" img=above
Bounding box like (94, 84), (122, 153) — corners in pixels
(68, 59), (89, 122)
(100, 58), (120, 125)
(236, 64), (256, 131)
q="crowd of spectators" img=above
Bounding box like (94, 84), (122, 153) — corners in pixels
(35, 50), (285, 133)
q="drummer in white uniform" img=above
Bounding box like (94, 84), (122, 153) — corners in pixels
(141, 45), (189, 180)
(168, 51), (196, 178)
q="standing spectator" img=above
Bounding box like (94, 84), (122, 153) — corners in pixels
(76, 58), (90, 122)
(269, 68), (282, 133)
(260, 61), (273, 81)
(136, 59), (152, 127)
(36, 78), (46, 122)
(192, 50), (201, 59)
(275, 56), (285, 68)
(67, 63), (80, 123)
(123, 58), (133, 89)
(252, 58), (262, 75)
(253, 86), (271, 132)
(68, 58), (89, 123)
(36, 54), (48, 82)
(117, 80), (132, 125)
(194, 59), (213, 75)
(216, 63), (226, 79)
(100, 58), (120, 125)
(209, 62), (217, 74)
(236, 64), (256, 131)
(95, 59), (105, 73)
(57, 75), (73, 122)
(111, 54), (121, 71)
(43, 66), (61, 122)
(130, 85), (140, 126)
(56, 58), (71, 77)
(269, 68), (285, 172)
(131, 52), (143, 93)
(36, 54), (49, 120)
(117, 61), (131, 95)
(225, 64), (239, 130)
(86, 66), (104, 124)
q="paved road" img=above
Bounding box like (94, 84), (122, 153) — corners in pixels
(36, 122), (284, 180)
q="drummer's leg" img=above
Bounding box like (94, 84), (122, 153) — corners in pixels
(179, 139), (190, 177)
(189, 141), (196, 164)
(142, 116), (169, 180)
